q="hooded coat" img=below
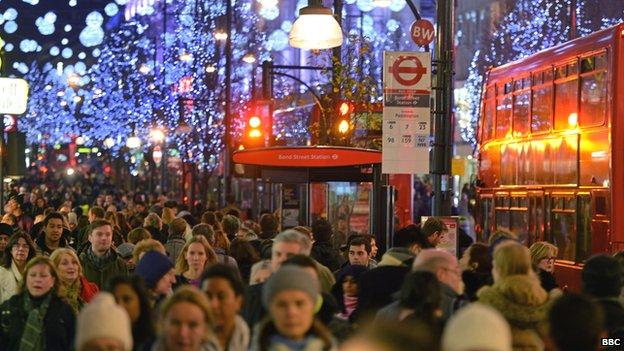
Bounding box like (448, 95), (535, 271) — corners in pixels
(477, 274), (550, 351)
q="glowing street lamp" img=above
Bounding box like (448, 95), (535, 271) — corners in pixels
(149, 127), (166, 143)
(289, 0), (343, 49)
(126, 133), (141, 149)
(243, 53), (256, 64)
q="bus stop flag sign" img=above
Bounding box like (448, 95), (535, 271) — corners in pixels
(382, 51), (431, 174)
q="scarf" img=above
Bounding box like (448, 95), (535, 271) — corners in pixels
(19, 293), (52, 351)
(64, 279), (83, 314)
(342, 295), (358, 318)
(86, 248), (114, 270)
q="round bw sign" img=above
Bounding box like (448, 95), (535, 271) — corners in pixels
(410, 19), (435, 46)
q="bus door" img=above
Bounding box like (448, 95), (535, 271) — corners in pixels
(510, 193), (529, 245)
(590, 189), (610, 254)
(476, 193), (494, 242)
(528, 191), (545, 245)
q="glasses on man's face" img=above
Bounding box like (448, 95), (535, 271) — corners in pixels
(542, 257), (556, 263)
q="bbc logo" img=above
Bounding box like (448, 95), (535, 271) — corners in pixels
(601, 338), (621, 346)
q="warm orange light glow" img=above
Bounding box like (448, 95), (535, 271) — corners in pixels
(339, 102), (351, 116)
(568, 112), (578, 127)
(249, 116), (261, 128)
(338, 119), (350, 134)
(249, 129), (262, 138)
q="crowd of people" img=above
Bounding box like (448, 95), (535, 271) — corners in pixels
(0, 179), (622, 351)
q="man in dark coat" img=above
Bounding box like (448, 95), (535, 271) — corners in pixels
(310, 218), (343, 272)
(581, 254), (624, 341)
(355, 224), (424, 320)
(79, 219), (128, 288)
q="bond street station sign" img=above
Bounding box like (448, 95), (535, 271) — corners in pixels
(0, 78), (29, 115)
(232, 146), (381, 168)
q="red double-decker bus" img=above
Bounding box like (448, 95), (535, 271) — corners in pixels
(476, 23), (624, 289)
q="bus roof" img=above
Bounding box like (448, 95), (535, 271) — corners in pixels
(488, 23), (624, 83)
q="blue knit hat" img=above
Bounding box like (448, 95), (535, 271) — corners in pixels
(134, 250), (173, 289)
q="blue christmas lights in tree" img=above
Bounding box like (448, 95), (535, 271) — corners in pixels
(462, 0), (624, 145)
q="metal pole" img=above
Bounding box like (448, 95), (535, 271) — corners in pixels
(431, 0), (454, 216)
(328, 0), (343, 146)
(223, 0), (233, 207)
(0, 116), (4, 212)
(569, 0), (577, 40)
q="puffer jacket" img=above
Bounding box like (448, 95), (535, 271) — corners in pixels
(477, 274), (550, 351)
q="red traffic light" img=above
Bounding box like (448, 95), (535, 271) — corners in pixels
(249, 116), (261, 128)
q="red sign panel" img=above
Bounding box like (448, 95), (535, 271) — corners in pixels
(233, 147), (381, 167)
(388, 56), (428, 86)
(410, 19), (435, 46)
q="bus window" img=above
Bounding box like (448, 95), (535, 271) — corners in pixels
(554, 78), (579, 130)
(531, 85), (553, 133)
(553, 135), (578, 184)
(532, 140), (553, 185)
(483, 99), (496, 141)
(551, 196), (576, 261)
(496, 95), (512, 138)
(513, 91), (530, 136)
(580, 130), (609, 186)
(577, 195), (592, 262)
(500, 143), (517, 185)
(580, 70), (607, 126)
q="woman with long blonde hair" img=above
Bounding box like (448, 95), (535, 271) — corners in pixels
(174, 236), (217, 288)
(50, 248), (99, 313)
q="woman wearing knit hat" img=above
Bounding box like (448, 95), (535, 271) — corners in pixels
(251, 266), (336, 351)
(134, 250), (177, 307)
(50, 247), (99, 314)
(75, 292), (133, 351)
(0, 256), (76, 350)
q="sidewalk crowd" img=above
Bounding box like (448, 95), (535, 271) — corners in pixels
(0, 173), (622, 351)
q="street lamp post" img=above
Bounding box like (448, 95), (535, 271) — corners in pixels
(223, 0), (233, 208)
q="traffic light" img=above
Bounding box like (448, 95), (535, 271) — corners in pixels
(335, 100), (353, 138)
(242, 100), (273, 148)
(244, 114), (265, 148)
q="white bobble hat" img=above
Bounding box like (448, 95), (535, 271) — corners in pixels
(75, 292), (133, 351)
(442, 303), (512, 351)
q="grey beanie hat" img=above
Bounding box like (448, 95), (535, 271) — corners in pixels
(262, 266), (319, 308)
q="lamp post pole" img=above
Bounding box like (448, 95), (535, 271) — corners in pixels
(431, 0), (454, 216)
(223, 0), (233, 207)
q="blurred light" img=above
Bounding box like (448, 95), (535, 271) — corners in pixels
(103, 137), (115, 148)
(149, 128), (165, 142)
(205, 65), (216, 73)
(214, 31), (228, 40)
(249, 116), (261, 128)
(126, 135), (141, 149)
(338, 120), (350, 134)
(75, 136), (85, 145)
(139, 63), (151, 74)
(248, 129), (262, 138)
(259, 0), (278, 7)
(179, 52), (193, 62)
(57, 91), (65, 97)
(44, 85), (52, 91)
(73, 96), (82, 103)
(243, 53), (256, 64)
(64, 24), (72, 31)
(568, 112), (578, 127)
(373, 0), (391, 7)
(66, 168), (75, 176)
(67, 73), (80, 86)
